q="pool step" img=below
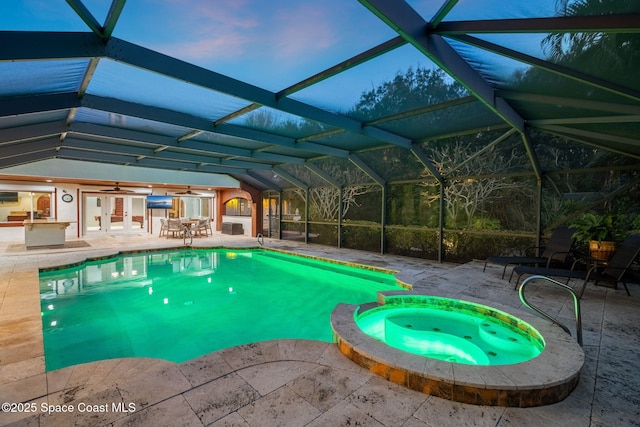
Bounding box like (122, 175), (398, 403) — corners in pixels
(477, 320), (534, 354)
(384, 316), (490, 365)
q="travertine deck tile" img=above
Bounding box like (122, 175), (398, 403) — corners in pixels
(178, 351), (235, 387)
(111, 395), (202, 427)
(0, 233), (636, 425)
(117, 364), (192, 410)
(236, 360), (317, 396)
(235, 386), (321, 427)
(305, 400), (384, 427)
(288, 365), (371, 412)
(346, 376), (428, 427)
(183, 372), (260, 425)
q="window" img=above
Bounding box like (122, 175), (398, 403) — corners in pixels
(224, 198), (251, 216)
(1, 191), (51, 222)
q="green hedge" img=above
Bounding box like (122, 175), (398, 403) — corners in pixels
(342, 223), (382, 252)
(284, 221), (538, 263)
(281, 221), (306, 242)
(443, 231), (536, 263)
(385, 227), (440, 259)
(308, 223), (338, 246)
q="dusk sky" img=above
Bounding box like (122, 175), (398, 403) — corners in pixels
(1, 1), (556, 117)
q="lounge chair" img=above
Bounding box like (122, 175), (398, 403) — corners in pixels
(513, 234), (640, 297)
(483, 226), (576, 279)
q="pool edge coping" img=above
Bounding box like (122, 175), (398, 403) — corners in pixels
(38, 245), (402, 277)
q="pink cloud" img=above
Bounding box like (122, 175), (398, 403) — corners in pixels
(270, 4), (337, 59)
(152, 0), (340, 64)
(151, 0), (259, 60)
(161, 34), (251, 62)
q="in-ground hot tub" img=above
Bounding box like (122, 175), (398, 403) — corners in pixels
(331, 291), (584, 407)
(357, 295), (544, 366)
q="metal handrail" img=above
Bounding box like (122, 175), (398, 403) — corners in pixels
(182, 224), (193, 246)
(518, 275), (583, 346)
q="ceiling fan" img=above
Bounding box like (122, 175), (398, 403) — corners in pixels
(174, 186), (200, 195)
(100, 182), (134, 193)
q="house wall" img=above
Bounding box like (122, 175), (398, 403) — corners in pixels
(217, 183), (262, 237)
(0, 181), (219, 241)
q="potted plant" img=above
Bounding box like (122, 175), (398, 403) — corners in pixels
(570, 212), (628, 261)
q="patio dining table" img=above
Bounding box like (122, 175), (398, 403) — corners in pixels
(181, 219), (206, 237)
(165, 218), (208, 238)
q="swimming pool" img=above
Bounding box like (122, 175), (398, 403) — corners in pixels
(39, 248), (405, 371)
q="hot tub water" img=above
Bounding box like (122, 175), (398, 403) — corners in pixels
(356, 296), (544, 365)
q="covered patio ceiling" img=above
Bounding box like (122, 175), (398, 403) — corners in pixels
(0, 0), (639, 191)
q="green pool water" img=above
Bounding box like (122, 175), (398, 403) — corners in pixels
(39, 249), (403, 372)
(356, 297), (544, 366)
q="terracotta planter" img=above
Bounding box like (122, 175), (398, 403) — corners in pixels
(589, 240), (617, 261)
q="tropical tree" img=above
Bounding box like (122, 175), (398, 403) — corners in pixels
(542, 0), (640, 89)
(352, 66), (535, 230)
(349, 67), (468, 120)
(284, 164), (378, 221)
(421, 138), (532, 229)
